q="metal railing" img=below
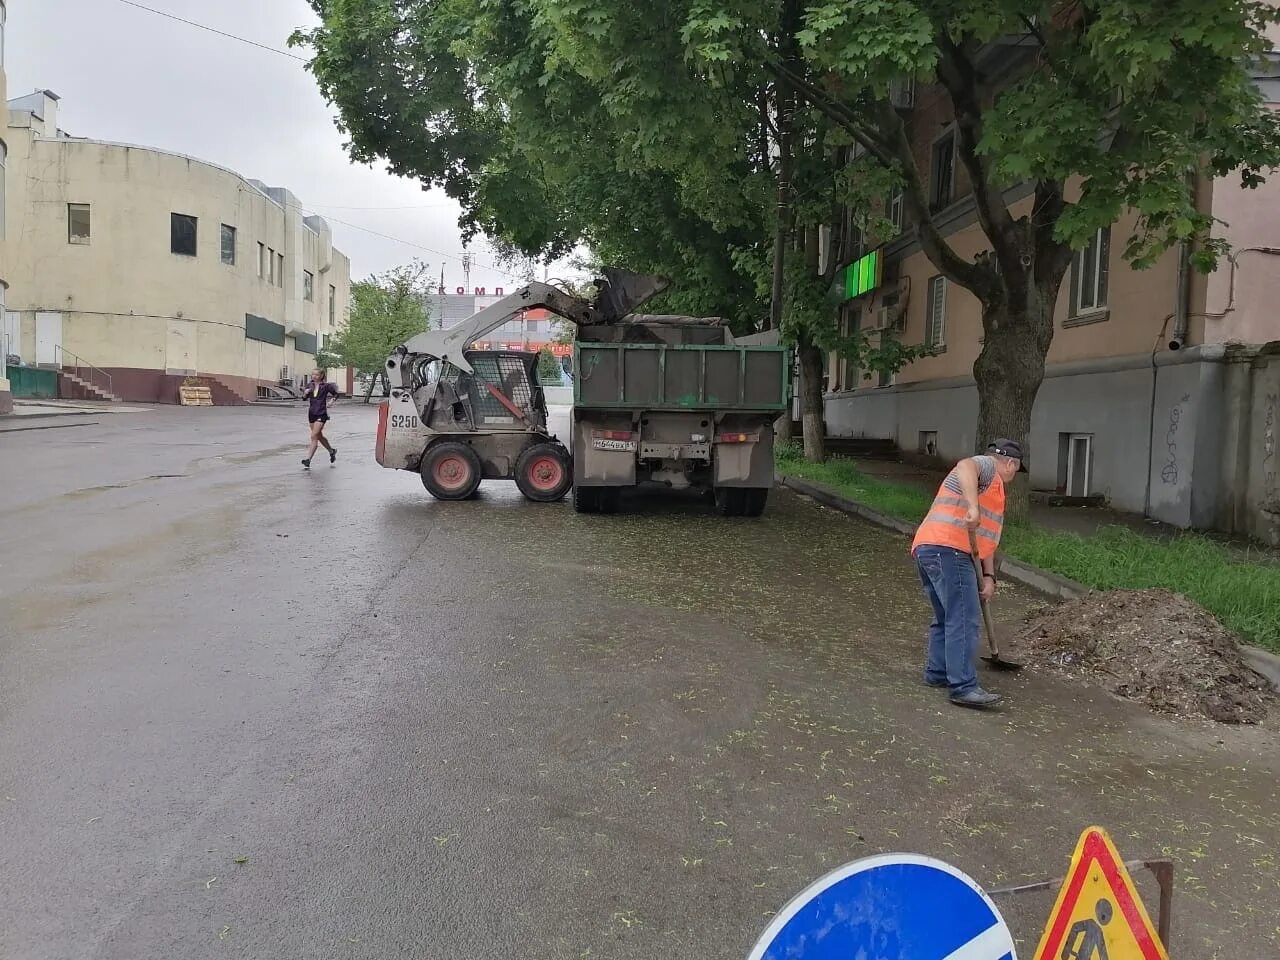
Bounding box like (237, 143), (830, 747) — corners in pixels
(54, 345), (115, 399)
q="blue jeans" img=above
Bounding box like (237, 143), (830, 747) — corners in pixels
(914, 545), (980, 695)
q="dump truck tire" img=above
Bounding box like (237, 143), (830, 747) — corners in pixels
(421, 441), (482, 500)
(516, 443), (573, 502)
(714, 487), (744, 517)
(742, 488), (769, 517)
(573, 485), (601, 514)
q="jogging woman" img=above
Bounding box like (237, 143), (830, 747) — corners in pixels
(302, 368), (338, 469)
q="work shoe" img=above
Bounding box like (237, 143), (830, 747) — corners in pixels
(330, 448), (338, 464)
(301, 458), (311, 470)
(950, 688), (1003, 710)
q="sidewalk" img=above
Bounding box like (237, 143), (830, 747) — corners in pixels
(0, 399), (151, 432)
(9, 399), (151, 416)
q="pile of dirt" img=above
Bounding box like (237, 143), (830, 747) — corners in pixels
(1013, 588), (1273, 724)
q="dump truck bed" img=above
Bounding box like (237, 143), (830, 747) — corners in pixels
(573, 342), (790, 412)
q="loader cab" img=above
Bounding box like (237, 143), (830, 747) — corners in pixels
(407, 348), (547, 434)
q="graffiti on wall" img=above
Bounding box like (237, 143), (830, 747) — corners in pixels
(1264, 391), (1277, 499)
(1160, 393), (1193, 486)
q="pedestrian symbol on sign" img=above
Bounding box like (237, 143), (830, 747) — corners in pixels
(1062, 898), (1113, 960)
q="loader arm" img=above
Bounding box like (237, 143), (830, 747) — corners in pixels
(387, 282), (602, 385)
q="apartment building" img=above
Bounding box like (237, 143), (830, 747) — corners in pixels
(824, 46), (1280, 542)
(3, 90), (351, 404)
(0, 0), (11, 413)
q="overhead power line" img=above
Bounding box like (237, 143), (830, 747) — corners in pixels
(111, 0), (308, 62)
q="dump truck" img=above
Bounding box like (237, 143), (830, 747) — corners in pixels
(570, 298), (789, 516)
(375, 268), (790, 516)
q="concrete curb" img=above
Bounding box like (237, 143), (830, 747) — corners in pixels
(0, 420), (99, 434)
(777, 472), (1280, 692)
(4, 410), (96, 422)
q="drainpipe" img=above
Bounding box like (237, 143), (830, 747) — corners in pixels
(1168, 170), (1196, 350)
(1168, 238), (1192, 350)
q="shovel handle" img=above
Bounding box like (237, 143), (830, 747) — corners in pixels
(968, 529), (1002, 659)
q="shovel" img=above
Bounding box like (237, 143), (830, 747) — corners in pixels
(968, 529), (1023, 672)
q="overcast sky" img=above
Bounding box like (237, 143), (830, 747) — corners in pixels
(7, 0), (582, 290)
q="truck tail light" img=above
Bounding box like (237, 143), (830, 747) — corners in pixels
(592, 430), (634, 441)
(375, 400), (389, 464)
(715, 432), (756, 444)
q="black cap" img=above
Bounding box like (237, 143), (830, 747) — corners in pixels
(988, 438), (1028, 471)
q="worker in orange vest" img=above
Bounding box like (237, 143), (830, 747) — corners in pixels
(911, 439), (1026, 709)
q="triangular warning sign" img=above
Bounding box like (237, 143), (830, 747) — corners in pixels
(1032, 826), (1169, 960)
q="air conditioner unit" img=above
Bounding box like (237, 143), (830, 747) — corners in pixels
(889, 77), (915, 110)
(874, 306), (905, 333)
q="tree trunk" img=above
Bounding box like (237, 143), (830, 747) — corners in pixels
(972, 290), (1055, 523)
(770, 77), (796, 446)
(798, 338), (826, 463)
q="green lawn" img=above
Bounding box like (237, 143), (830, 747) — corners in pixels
(776, 446), (1280, 653)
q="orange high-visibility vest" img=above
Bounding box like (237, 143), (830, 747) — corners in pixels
(911, 470), (1006, 559)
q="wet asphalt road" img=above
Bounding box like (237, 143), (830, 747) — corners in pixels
(1, 405), (1277, 960)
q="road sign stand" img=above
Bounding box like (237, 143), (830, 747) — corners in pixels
(987, 858), (1173, 950)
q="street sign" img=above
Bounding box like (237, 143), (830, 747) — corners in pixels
(1031, 827), (1169, 960)
(748, 853), (1016, 960)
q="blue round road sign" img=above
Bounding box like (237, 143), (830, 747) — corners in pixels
(748, 853), (1017, 960)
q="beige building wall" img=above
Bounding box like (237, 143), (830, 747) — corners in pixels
(823, 57), (1280, 534)
(3, 90), (351, 402)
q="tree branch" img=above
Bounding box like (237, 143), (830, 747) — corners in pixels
(1032, 179), (1073, 284)
(934, 31), (1020, 280)
(766, 59), (988, 296)
(869, 99), (989, 293)
(763, 60), (895, 167)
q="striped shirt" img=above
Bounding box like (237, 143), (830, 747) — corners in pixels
(942, 456), (997, 496)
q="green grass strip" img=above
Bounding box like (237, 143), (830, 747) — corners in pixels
(777, 446), (1280, 653)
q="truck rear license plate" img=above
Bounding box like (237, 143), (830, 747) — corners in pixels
(592, 438), (636, 452)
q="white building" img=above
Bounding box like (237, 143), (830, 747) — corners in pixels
(3, 89), (351, 403)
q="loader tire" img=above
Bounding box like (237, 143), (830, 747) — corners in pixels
(421, 441), (482, 500)
(516, 443), (573, 503)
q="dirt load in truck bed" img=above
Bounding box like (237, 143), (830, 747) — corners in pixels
(1012, 588), (1273, 724)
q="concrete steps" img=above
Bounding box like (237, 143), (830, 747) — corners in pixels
(58, 370), (122, 403)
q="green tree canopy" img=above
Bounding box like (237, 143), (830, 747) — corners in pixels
(319, 260), (433, 375)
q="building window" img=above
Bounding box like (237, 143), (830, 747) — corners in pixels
(67, 203), (91, 244)
(926, 275), (947, 349)
(888, 188), (904, 232)
(1070, 226), (1111, 316)
(220, 224), (236, 265)
(258, 242), (265, 278)
(329, 285), (336, 327)
(171, 213), (198, 257)
(919, 430), (939, 457)
(929, 131), (956, 212)
(267, 248), (276, 284)
(277, 253), (285, 287)
(303, 270), (315, 301)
